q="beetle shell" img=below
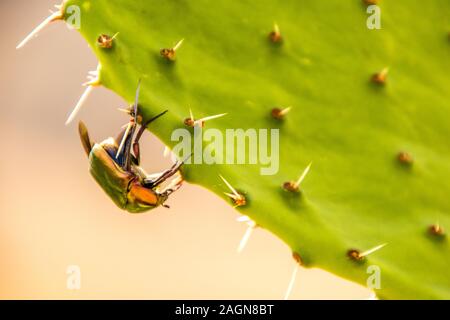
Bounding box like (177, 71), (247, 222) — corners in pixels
(89, 139), (163, 213)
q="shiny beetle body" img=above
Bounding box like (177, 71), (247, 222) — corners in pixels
(78, 82), (183, 213)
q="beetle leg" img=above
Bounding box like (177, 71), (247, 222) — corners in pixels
(78, 121), (94, 157)
(158, 175), (184, 208)
(132, 142), (141, 166)
(115, 126), (128, 148)
(115, 120), (136, 169)
(144, 153), (192, 188)
(144, 160), (183, 188)
(144, 152), (192, 188)
(122, 80), (143, 171)
(144, 151), (191, 187)
(124, 122), (138, 171)
(165, 175), (183, 194)
(115, 124), (140, 166)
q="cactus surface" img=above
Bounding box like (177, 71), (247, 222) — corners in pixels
(59, 0), (449, 299)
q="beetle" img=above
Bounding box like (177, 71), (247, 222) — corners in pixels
(78, 81), (185, 213)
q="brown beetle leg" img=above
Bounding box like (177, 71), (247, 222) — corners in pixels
(132, 142), (141, 166)
(116, 120), (136, 169)
(144, 160), (183, 188)
(78, 121), (94, 157)
(163, 176), (183, 194)
(159, 176), (184, 209)
(144, 153), (191, 188)
(122, 80), (142, 171)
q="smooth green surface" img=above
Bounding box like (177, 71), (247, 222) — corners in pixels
(64, 0), (450, 299)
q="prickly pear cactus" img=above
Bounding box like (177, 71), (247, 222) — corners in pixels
(50, 0), (450, 298)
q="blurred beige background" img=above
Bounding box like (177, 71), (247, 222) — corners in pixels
(0, 0), (371, 299)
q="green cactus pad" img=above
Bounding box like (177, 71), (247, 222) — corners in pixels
(62, 0), (449, 299)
